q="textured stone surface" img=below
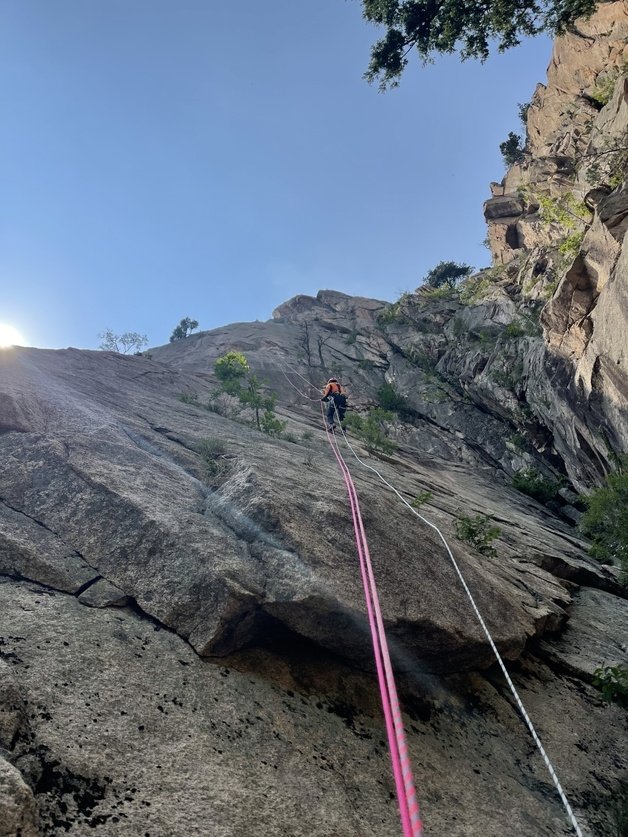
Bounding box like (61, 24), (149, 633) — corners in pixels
(1, 5), (628, 835)
(0, 756), (38, 837)
(539, 587), (628, 679)
(1, 577), (627, 837)
(0, 345), (595, 671)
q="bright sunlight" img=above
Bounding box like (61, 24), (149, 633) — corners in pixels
(0, 323), (26, 348)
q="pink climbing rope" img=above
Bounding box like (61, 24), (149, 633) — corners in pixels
(321, 402), (423, 837)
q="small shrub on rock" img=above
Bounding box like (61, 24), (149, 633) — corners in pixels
(580, 465), (628, 574)
(344, 408), (396, 454)
(260, 409), (286, 437)
(592, 664), (628, 708)
(512, 468), (560, 504)
(589, 74), (618, 108)
(455, 514), (500, 556)
(411, 490), (433, 509)
(197, 437), (229, 479)
(378, 382), (411, 417)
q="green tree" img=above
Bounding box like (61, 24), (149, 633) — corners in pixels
(423, 261), (473, 289)
(214, 351), (250, 394)
(362, 0), (597, 89)
(239, 374), (275, 430)
(580, 464), (628, 574)
(98, 329), (148, 354)
(213, 353), (285, 435)
(500, 132), (526, 166)
(170, 317), (199, 342)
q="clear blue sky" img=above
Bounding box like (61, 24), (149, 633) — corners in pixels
(0, 0), (552, 349)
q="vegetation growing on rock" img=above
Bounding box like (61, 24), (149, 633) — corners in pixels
(170, 317), (199, 342)
(212, 352), (286, 436)
(455, 514), (501, 556)
(422, 261), (473, 290)
(343, 408), (396, 454)
(592, 663), (628, 708)
(512, 468), (560, 504)
(580, 465), (628, 576)
(500, 131), (526, 166)
(377, 382), (411, 417)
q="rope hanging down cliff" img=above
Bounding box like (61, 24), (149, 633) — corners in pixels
(277, 364), (422, 834)
(320, 399), (423, 837)
(280, 361), (584, 837)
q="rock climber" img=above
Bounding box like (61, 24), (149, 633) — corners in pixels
(321, 378), (347, 431)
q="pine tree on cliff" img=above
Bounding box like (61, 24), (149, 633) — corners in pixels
(362, 0), (598, 89)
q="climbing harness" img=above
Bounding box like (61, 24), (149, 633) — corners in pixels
(282, 366), (583, 837)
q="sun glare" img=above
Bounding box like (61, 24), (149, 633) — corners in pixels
(0, 323), (26, 348)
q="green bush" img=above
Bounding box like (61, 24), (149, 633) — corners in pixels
(592, 664), (628, 708)
(411, 490), (433, 509)
(197, 437), (229, 478)
(377, 382), (411, 417)
(260, 409), (286, 437)
(179, 392), (199, 405)
(459, 272), (497, 304)
(580, 465), (628, 573)
(508, 433), (526, 450)
(512, 468), (560, 504)
(589, 74), (617, 107)
(503, 321), (526, 339)
(558, 230), (584, 261)
(421, 284), (458, 300)
(344, 408), (396, 454)
(455, 514), (500, 556)
(407, 349), (437, 374)
(490, 368), (516, 389)
(212, 352), (284, 433)
(518, 101), (530, 127)
(378, 293), (413, 325)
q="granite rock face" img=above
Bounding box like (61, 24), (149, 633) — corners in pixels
(0, 324), (626, 835)
(2, 4), (628, 836)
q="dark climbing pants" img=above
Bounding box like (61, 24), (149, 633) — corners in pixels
(327, 396), (346, 426)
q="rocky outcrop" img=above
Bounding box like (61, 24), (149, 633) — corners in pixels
(1, 4), (628, 836)
(0, 313), (626, 833)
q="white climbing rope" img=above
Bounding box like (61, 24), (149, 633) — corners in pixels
(329, 403), (584, 837)
(274, 358), (584, 835)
